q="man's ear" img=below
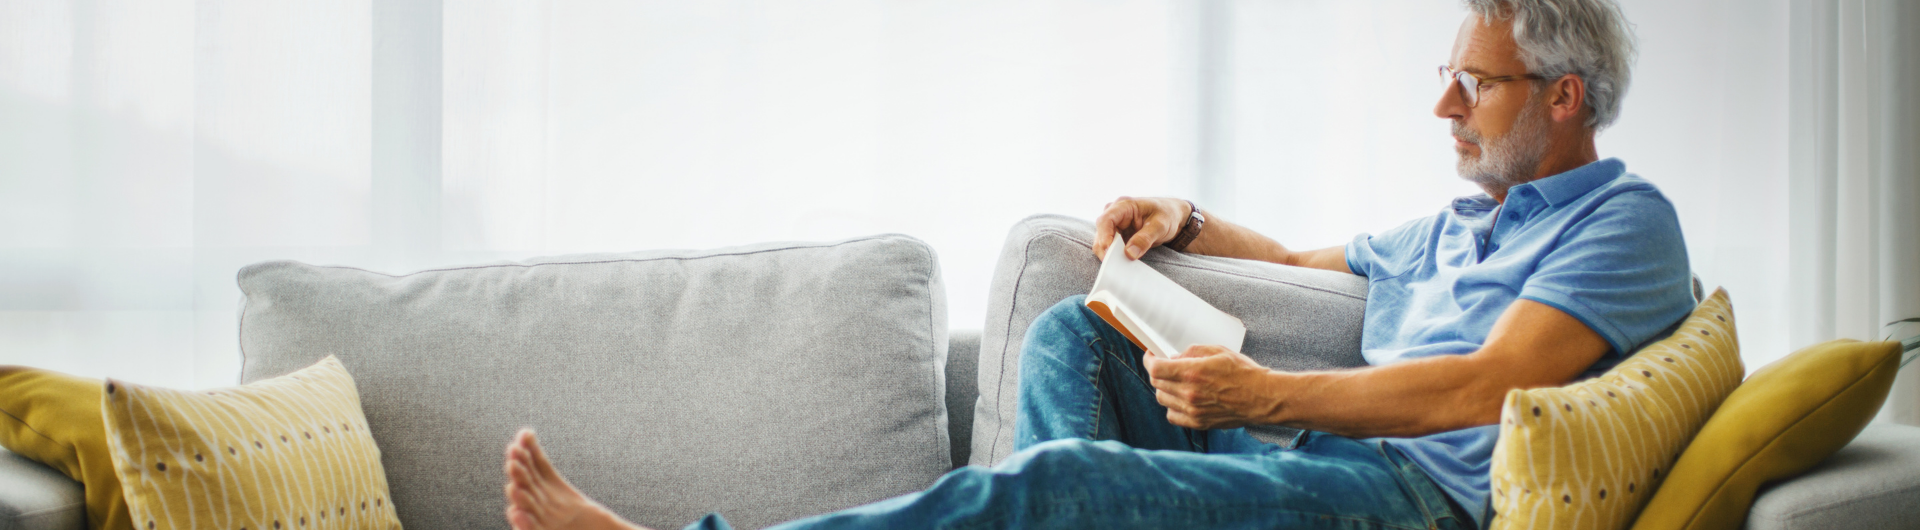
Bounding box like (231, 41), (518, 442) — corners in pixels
(1546, 74), (1587, 124)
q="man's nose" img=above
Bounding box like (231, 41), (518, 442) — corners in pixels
(1434, 81), (1469, 120)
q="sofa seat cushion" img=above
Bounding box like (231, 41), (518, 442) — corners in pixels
(1743, 422), (1920, 529)
(0, 449), (85, 530)
(238, 235), (949, 530)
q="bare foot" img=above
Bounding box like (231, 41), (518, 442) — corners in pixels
(503, 429), (652, 530)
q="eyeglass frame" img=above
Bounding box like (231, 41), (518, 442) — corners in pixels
(1438, 65), (1547, 108)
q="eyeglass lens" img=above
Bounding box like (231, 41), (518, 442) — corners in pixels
(1443, 66), (1482, 107)
(1439, 66), (1480, 108)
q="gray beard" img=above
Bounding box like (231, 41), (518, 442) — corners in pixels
(1454, 93), (1550, 195)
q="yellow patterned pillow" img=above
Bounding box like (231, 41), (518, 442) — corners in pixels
(102, 356), (403, 530)
(1488, 288), (1744, 530)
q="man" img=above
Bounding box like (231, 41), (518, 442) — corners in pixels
(499, 0), (1694, 528)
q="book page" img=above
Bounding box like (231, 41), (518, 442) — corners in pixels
(1086, 243), (1245, 358)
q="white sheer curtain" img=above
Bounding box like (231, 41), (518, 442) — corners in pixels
(1786, 0), (1920, 424)
(6, 0), (1908, 397)
(1, 0), (1188, 389)
(1, 0), (374, 389)
(437, 0), (1186, 318)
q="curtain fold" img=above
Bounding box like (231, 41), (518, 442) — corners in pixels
(1788, 0), (1920, 425)
(0, 0), (1186, 388)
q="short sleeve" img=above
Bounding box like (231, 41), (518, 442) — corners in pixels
(1347, 214), (1439, 279)
(1517, 190), (1695, 355)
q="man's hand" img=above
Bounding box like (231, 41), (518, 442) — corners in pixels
(1094, 196), (1191, 261)
(1143, 345), (1284, 430)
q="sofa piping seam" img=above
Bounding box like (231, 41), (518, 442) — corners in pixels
(233, 235), (911, 382)
(917, 238), (948, 470)
(988, 233), (1045, 463)
(281, 235), (906, 279)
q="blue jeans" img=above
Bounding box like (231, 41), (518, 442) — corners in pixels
(688, 296), (1471, 530)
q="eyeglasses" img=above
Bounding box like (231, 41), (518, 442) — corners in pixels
(1439, 65), (1545, 108)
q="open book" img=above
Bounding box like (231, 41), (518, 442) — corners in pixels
(1084, 243), (1247, 358)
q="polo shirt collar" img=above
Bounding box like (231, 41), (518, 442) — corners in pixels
(1515, 158), (1625, 207)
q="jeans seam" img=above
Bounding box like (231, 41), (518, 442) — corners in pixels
(1085, 335), (1104, 441)
(1094, 334), (1152, 447)
(1096, 343), (1152, 395)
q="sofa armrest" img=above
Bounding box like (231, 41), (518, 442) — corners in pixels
(0, 449), (85, 530)
(1744, 423), (1920, 529)
(970, 214), (1372, 466)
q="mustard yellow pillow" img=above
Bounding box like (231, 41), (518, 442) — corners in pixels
(1489, 288), (1745, 530)
(102, 356), (402, 530)
(1629, 339), (1900, 530)
(0, 366), (133, 530)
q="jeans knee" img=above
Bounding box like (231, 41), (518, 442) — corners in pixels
(1034, 294), (1092, 330)
(1002, 438), (1131, 475)
(1020, 295), (1100, 361)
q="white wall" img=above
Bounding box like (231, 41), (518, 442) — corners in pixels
(1220, 0), (1794, 370)
(0, 0), (1798, 389)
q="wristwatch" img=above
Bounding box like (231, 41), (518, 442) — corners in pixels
(1166, 200), (1206, 253)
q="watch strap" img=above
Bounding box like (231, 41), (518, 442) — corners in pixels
(1166, 200), (1205, 252)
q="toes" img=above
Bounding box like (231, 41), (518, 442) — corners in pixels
(509, 483), (549, 524)
(523, 431), (563, 481)
(507, 460), (536, 490)
(506, 505), (538, 530)
(507, 430), (536, 463)
(506, 461), (543, 505)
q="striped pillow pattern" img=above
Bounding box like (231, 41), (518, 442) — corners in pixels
(102, 356), (402, 530)
(1488, 288), (1744, 530)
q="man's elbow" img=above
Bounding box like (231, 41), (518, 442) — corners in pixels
(1444, 367), (1546, 430)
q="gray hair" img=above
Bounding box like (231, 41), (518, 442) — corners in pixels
(1462, 0), (1637, 130)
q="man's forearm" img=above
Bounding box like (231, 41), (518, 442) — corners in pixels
(1258, 355), (1507, 438)
(1183, 209), (1351, 273)
(1251, 299), (1610, 438)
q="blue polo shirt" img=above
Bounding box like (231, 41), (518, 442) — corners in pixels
(1343, 158), (1694, 526)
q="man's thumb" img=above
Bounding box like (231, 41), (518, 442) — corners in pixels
(1125, 231), (1158, 260)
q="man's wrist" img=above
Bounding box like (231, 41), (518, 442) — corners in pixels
(1257, 370), (1297, 425)
(1166, 200), (1205, 252)
(1281, 249), (1311, 269)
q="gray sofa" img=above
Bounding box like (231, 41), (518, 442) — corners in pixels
(3, 215), (1918, 529)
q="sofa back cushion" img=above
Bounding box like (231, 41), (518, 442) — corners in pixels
(238, 235), (949, 530)
(971, 215), (1370, 466)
